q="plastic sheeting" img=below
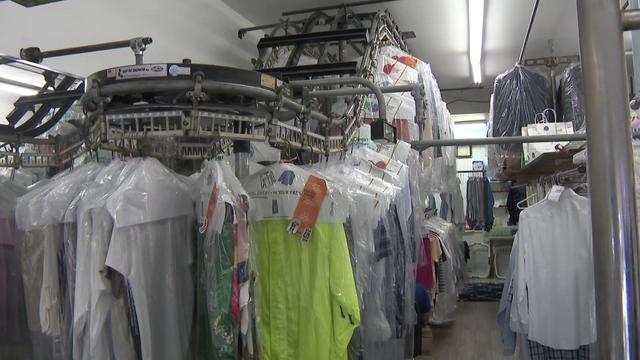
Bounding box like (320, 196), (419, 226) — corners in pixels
(14, 163), (102, 360)
(424, 216), (465, 324)
(0, 178), (30, 359)
(358, 45), (457, 195)
(488, 66), (551, 179)
(559, 63), (586, 132)
(244, 163), (359, 360)
(195, 160), (252, 359)
(106, 158), (195, 360)
(312, 142), (424, 360)
(73, 159), (138, 360)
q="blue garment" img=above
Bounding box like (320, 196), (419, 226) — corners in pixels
(497, 241), (517, 356)
(484, 178), (495, 232)
(415, 284), (431, 314)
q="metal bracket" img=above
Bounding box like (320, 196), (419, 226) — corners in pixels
(129, 37), (152, 65)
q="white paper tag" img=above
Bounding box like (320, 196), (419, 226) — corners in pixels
(114, 64), (167, 80)
(547, 185), (565, 202)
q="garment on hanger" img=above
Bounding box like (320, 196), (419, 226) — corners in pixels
(105, 158), (195, 360)
(424, 216), (464, 324)
(73, 159), (137, 360)
(497, 235), (518, 356)
(465, 176), (494, 231)
(15, 163), (102, 360)
(511, 187), (595, 350)
(244, 163), (359, 360)
(318, 158), (414, 360)
(558, 63), (586, 132)
(195, 160), (251, 359)
(506, 186), (526, 225)
(0, 178), (30, 358)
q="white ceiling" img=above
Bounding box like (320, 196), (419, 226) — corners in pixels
(223, 0), (582, 90)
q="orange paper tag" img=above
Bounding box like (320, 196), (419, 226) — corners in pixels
(287, 175), (327, 242)
(204, 185), (219, 234)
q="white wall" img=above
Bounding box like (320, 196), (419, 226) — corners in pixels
(0, 0), (262, 124)
(453, 121), (488, 171)
(0, 0), (262, 75)
(453, 118), (489, 212)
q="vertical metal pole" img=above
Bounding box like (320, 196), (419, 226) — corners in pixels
(631, 0), (640, 96)
(577, 1), (640, 359)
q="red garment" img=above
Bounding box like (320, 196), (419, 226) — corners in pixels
(392, 119), (414, 143)
(416, 237), (435, 289)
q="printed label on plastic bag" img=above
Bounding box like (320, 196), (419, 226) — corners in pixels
(287, 175), (327, 242)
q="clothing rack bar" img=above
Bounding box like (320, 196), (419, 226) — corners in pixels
(281, 0), (400, 16)
(306, 83), (415, 97)
(457, 170), (485, 174)
(578, 0), (640, 358)
(411, 133), (587, 150)
(623, 9), (640, 30)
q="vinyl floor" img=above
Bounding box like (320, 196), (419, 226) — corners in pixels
(420, 301), (511, 360)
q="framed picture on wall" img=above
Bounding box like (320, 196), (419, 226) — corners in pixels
(457, 145), (472, 158)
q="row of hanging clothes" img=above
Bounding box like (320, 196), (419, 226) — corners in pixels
(0, 137), (465, 360)
(415, 216), (465, 326)
(463, 172), (495, 232)
(498, 166), (594, 360)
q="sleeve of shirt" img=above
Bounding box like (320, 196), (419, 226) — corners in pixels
(329, 224), (361, 360)
(105, 227), (132, 279)
(511, 223), (530, 333)
(39, 224), (63, 337)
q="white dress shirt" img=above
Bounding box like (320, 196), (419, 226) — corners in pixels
(513, 187), (596, 349)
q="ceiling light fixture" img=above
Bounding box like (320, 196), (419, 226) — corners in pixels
(468, 0), (485, 84)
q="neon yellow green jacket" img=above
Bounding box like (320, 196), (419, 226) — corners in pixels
(252, 220), (360, 360)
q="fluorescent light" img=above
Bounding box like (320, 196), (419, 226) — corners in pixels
(0, 82), (38, 96)
(468, 0), (485, 84)
(452, 113), (488, 123)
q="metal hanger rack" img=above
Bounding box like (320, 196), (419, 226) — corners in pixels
(1, 1), (638, 357)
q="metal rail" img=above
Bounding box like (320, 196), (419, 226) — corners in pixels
(20, 37), (152, 65)
(95, 78), (330, 124)
(578, 0), (640, 358)
(281, 0), (400, 17)
(0, 76), (41, 91)
(517, 0), (541, 65)
(623, 9), (640, 30)
(410, 133), (588, 151)
(289, 77), (387, 121)
(307, 83), (414, 97)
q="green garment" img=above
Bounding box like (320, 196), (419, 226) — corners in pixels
(197, 203), (236, 359)
(252, 220), (360, 360)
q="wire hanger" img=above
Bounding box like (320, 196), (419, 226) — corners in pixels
(517, 193), (537, 210)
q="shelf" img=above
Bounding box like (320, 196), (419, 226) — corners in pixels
(488, 235), (515, 240)
(509, 149), (580, 182)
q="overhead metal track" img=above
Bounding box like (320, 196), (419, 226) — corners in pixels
(20, 37), (152, 65)
(256, 28), (369, 49)
(281, 0), (400, 16)
(257, 61), (359, 79)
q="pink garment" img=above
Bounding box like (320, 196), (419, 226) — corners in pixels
(416, 237), (435, 289)
(392, 119), (414, 143)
